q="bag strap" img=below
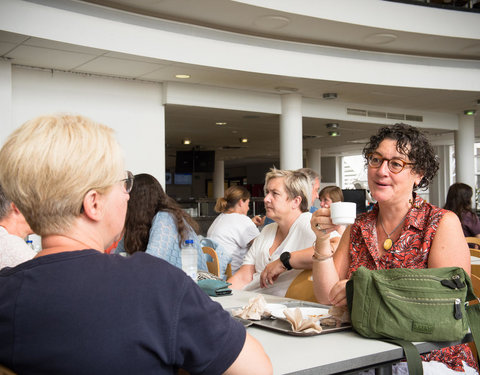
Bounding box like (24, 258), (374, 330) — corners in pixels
(382, 339), (423, 375)
(466, 302), (480, 351)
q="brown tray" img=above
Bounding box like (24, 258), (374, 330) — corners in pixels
(229, 301), (351, 337)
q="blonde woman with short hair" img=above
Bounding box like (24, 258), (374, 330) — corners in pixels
(0, 114), (272, 374)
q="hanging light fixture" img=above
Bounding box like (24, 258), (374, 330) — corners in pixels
(182, 138), (191, 145)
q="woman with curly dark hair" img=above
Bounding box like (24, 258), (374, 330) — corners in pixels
(114, 173), (207, 271)
(311, 123), (475, 373)
(445, 182), (480, 238)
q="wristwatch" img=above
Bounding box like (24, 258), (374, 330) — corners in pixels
(280, 251), (293, 270)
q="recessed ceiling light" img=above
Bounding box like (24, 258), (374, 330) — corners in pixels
(323, 93), (338, 100)
(216, 122), (227, 126)
(239, 137), (248, 143)
(175, 74), (191, 79)
(326, 123), (339, 129)
(464, 109), (476, 116)
(182, 138), (191, 145)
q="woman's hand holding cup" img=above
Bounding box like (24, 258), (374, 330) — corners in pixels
(311, 208), (337, 241)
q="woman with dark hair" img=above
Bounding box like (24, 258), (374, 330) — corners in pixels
(445, 182), (480, 238)
(207, 186), (259, 274)
(115, 173), (207, 271)
(311, 123), (476, 373)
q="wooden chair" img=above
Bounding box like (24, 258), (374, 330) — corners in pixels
(0, 365), (17, 375)
(202, 246), (220, 277)
(285, 270), (317, 303)
(225, 263), (232, 279)
(466, 237), (480, 257)
(466, 237), (480, 364)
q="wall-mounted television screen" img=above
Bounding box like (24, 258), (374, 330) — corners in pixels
(342, 189), (367, 215)
(175, 150), (215, 173)
(174, 173), (192, 185)
(175, 151), (194, 173)
(194, 150), (215, 172)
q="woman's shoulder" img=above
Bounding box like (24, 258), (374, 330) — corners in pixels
(151, 211), (177, 228)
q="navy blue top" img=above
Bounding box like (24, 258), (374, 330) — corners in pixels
(0, 250), (245, 374)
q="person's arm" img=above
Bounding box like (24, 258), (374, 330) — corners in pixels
(228, 264), (255, 289)
(428, 211), (471, 275)
(260, 218), (342, 288)
(224, 333), (272, 375)
(251, 215), (265, 227)
(311, 208), (351, 305)
(260, 247), (313, 288)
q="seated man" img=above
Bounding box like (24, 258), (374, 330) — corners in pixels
(228, 168), (339, 297)
(0, 183), (35, 269)
(0, 114), (272, 375)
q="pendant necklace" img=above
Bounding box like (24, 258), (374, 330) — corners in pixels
(379, 214), (408, 251)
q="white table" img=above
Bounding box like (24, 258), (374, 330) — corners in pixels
(212, 290), (469, 375)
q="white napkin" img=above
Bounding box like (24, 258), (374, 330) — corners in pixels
(283, 308), (322, 333)
(321, 305), (350, 327)
(232, 294), (271, 321)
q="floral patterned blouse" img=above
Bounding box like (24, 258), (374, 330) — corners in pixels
(347, 194), (477, 372)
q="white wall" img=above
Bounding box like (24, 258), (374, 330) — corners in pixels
(10, 66), (166, 185)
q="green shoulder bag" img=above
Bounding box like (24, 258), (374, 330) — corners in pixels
(346, 266), (480, 375)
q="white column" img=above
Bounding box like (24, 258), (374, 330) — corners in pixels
(454, 114), (476, 191)
(430, 145), (451, 207)
(306, 148), (321, 179)
(280, 94), (303, 170)
(213, 159), (225, 198)
(0, 60), (12, 144)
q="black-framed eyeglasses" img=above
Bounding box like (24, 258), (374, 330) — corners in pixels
(121, 171), (134, 193)
(366, 153), (414, 174)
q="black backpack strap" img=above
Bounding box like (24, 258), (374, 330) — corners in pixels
(382, 339), (423, 375)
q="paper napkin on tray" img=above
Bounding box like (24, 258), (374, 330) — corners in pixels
(283, 308), (323, 334)
(232, 294), (271, 320)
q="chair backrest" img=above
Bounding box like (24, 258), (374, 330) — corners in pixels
(202, 246), (220, 277)
(225, 263), (232, 279)
(0, 365), (17, 375)
(467, 237), (480, 258)
(285, 270), (317, 303)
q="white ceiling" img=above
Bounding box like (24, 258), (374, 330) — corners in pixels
(1, 0), (479, 167)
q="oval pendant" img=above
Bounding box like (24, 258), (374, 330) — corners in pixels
(383, 238), (393, 251)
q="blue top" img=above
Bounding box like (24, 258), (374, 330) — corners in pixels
(0, 250), (245, 374)
(115, 211), (207, 271)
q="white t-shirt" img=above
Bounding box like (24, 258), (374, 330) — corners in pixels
(207, 213), (259, 273)
(0, 226), (36, 269)
(242, 212), (340, 296)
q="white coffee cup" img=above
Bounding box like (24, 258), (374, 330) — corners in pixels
(330, 202), (356, 225)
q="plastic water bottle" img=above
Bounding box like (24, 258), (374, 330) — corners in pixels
(26, 239), (34, 250)
(181, 239), (197, 282)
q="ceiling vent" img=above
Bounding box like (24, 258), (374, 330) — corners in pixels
(347, 108), (423, 122)
(367, 111), (386, 118)
(387, 113), (405, 120)
(405, 114), (423, 122)
(347, 108), (367, 116)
